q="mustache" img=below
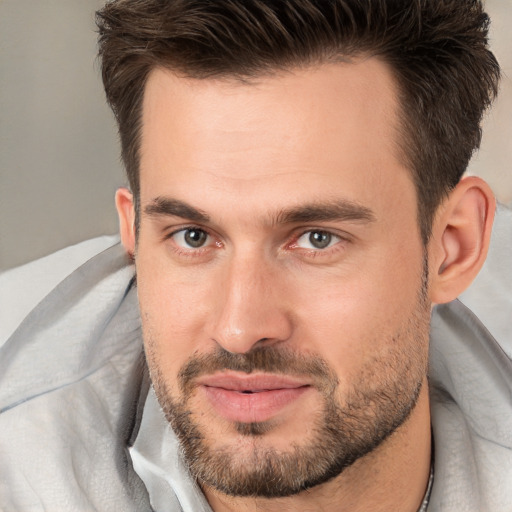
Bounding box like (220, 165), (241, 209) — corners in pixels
(178, 346), (338, 395)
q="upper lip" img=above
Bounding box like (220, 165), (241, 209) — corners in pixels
(196, 372), (311, 392)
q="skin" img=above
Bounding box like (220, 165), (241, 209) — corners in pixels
(116, 59), (496, 511)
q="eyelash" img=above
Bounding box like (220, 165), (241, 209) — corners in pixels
(163, 226), (350, 260)
(163, 226), (218, 258)
(286, 230), (350, 260)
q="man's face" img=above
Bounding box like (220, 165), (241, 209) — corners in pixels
(134, 60), (431, 497)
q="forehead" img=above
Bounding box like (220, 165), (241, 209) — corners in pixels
(139, 59), (413, 220)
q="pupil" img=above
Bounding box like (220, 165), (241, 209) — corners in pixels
(310, 231), (331, 249)
(184, 229), (206, 248)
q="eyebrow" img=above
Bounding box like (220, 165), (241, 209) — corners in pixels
(273, 200), (376, 225)
(144, 197), (210, 223)
(144, 196), (376, 225)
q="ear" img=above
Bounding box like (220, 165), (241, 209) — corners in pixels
(115, 187), (136, 259)
(429, 176), (495, 304)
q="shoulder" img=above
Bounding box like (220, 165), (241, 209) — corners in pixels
(0, 234), (139, 413)
(458, 202), (512, 355)
(0, 235), (121, 345)
(0, 237), (148, 509)
(430, 203), (512, 394)
(429, 203), (512, 510)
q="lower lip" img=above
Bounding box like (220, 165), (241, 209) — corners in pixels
(201, 385), (310, 423)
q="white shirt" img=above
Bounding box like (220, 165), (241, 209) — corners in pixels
(0, 205), (511, 511)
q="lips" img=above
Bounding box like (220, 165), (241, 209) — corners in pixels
(196, 372), (311, 424)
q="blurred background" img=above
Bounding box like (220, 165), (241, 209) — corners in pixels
(1, 0), (511, 271)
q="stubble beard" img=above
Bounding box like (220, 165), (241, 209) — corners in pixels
(145, 266), (431, 498)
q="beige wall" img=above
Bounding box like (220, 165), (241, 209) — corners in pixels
(0, 0), (124, 271)
(467, 0), (512, 201)
(1, 0), (511, 271)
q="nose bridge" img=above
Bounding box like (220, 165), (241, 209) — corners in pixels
(211, 249), (292, 354)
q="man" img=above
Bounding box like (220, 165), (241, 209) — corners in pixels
(0, 1), (510, 511)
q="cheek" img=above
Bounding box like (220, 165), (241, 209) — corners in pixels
(289, 245), (427, 376)
(136, 256), (215, 377)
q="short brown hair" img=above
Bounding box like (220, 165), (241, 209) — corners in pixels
(96, 0), (500, 242)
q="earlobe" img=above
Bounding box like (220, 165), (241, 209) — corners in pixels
(429, 177), (495, 304)
(115, 187), (136, 259)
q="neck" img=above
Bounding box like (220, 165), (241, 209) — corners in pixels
(204, 379), (431, 512)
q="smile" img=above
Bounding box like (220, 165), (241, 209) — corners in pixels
(197, 372), (312, 424)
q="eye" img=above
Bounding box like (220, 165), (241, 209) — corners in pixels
(171, 228), (210, 249)
(295, 230), (341, 250)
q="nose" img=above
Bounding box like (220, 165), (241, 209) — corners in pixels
(208, 253), (293, 354)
